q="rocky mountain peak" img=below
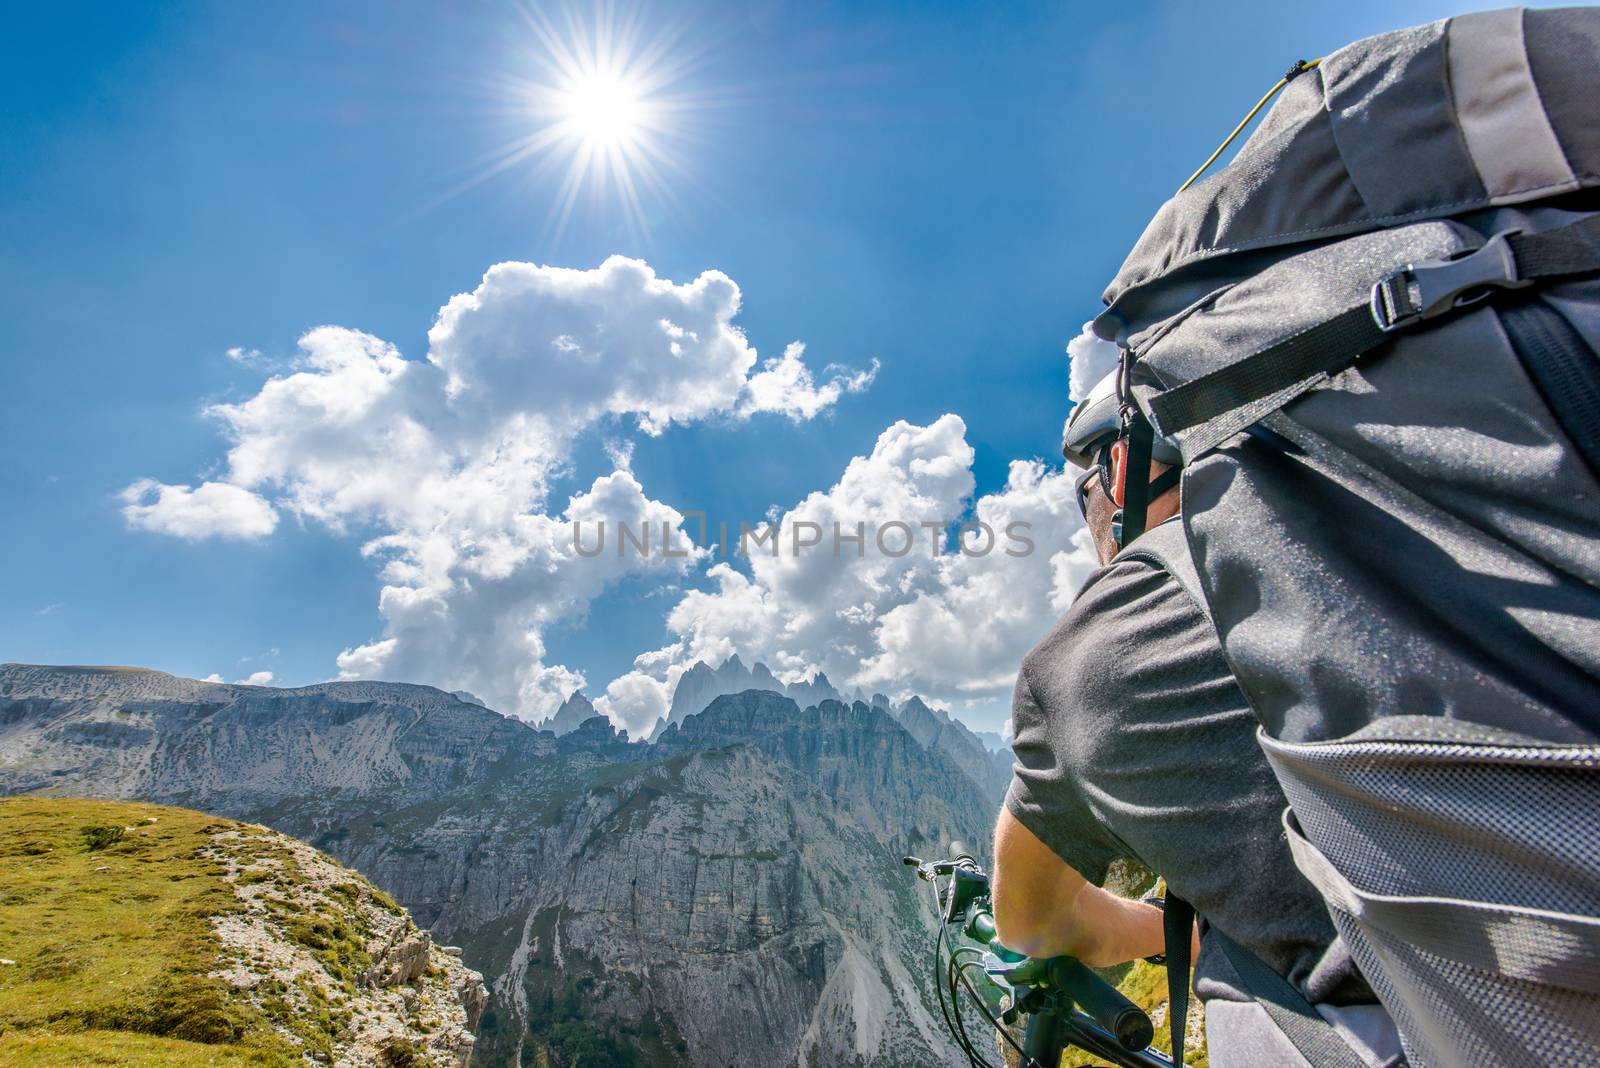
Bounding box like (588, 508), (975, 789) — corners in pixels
(564, 711), (618, 743)
(654, 654), (1009, 804)
(898, 695), (948, 723)
(542, 690), (600, 737)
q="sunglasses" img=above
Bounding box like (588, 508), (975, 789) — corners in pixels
(1074, 445), (1118, 522)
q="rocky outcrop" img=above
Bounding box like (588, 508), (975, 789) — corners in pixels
(0, 664), (994, 1067)
(207, 822), (486, 1066)
(367, 927), (433, 987)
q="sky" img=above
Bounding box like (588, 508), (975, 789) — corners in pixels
(0, 0), (1508, 734)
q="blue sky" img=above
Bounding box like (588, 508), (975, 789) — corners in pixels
(1, 0), (1503, 732)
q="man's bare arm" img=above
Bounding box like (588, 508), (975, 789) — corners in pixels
(991, 807), (1178, 967)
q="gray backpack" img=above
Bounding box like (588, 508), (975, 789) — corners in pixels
(1099, 8), (1600, 1067)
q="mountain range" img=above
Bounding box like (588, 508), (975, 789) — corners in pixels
(537, 654), (1012, 803)
(0, 662), (1008, 1066)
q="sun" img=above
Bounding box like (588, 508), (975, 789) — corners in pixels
(465, 4), (704, 239)
(560, 70), (648, 149)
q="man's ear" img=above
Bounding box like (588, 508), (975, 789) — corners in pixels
(1110, 438), (1127, 508)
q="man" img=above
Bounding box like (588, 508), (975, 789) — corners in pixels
(990, 371), (1400, 1067)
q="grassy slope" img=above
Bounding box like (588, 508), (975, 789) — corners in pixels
(0, 797), (302, 1067)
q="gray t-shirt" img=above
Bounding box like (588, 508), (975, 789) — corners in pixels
(1004, 556), (1373, 1007)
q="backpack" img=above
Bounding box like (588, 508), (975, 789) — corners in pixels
(1100, 8), (1600, 1067)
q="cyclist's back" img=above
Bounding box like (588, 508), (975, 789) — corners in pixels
(1007, 519), (1397, 1067)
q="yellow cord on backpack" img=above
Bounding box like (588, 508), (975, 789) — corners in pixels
(1176, 57), (1323, 193)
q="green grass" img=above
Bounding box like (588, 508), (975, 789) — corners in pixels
(0, 796), (304, 1067)
(1058, 958), (1208, 1068)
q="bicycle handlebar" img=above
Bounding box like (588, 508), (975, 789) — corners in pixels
(903, 845), (1171, 1068)
(946, 840), (978, 871)
(1047, 958), (1155, 1052)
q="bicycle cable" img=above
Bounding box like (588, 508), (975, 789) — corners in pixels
(925, 867), (1043, 1068)
(947, 948), (997, 1068)
(954, 953), (1034, 1067)
(928, 874), (994, 1068)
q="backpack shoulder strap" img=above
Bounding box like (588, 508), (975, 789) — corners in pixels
(1211, 928), (1375, 1068)
(1162, 894), (1196, 1068)
(1120, 520), (1379, 1067)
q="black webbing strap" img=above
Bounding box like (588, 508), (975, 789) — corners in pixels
(1145, 464), (1181, 501)
(1163, 894), (1194, 1068)
(1119, 410), (1156, 546)
(1510, 215), (1600, 276)
(1212, 929), (1371, 1068)
(1148, 303), (1381, 454)
(1147, 214), (1600, 458)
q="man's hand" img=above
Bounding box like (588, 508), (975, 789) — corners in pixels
(992, 808), (1195, 967)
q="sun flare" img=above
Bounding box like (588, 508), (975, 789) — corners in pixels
(475, 4), (702, 238)
(560, 70), (648, 149)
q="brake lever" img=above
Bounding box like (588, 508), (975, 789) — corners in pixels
(983, 950), (1046, 989)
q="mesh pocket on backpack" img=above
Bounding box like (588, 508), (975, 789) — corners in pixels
(1260, 723), (1600, 1068)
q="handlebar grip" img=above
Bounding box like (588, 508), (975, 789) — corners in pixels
(1048, 958), (1155, 1052)
(947, 841), (978, 872)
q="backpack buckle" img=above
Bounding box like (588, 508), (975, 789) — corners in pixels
(1370, 229), (1532, 332)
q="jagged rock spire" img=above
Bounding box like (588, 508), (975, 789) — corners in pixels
(543, 690), (600, 737)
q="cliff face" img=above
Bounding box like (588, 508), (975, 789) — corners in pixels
(657, 658), (1014, 805)
(0, 664), (995, 1067)
(890, 697), (1013, 803)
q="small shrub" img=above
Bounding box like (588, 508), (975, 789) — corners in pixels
(170, 1005), (246, 1044)
(28, 951), (84, 981)
(380, 1036), (421, 1066)
(80, 825), (126, 851)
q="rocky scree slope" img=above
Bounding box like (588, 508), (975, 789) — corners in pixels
(0, 665), (996, 1067)
(0, 795), (484, 1067)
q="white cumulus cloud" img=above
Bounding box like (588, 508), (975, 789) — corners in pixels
(333, 468), (704, 721)
(740, 343), (878, 421)
(856, 460), (1099, 698)
(1066, 321), (1121, 403)
(124, 256), (869, 722)
(235, 671), (274, 685)
(120, 479), (278, 540)
(618, 415), (1098, 725)
(593, 670), (672, 739)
